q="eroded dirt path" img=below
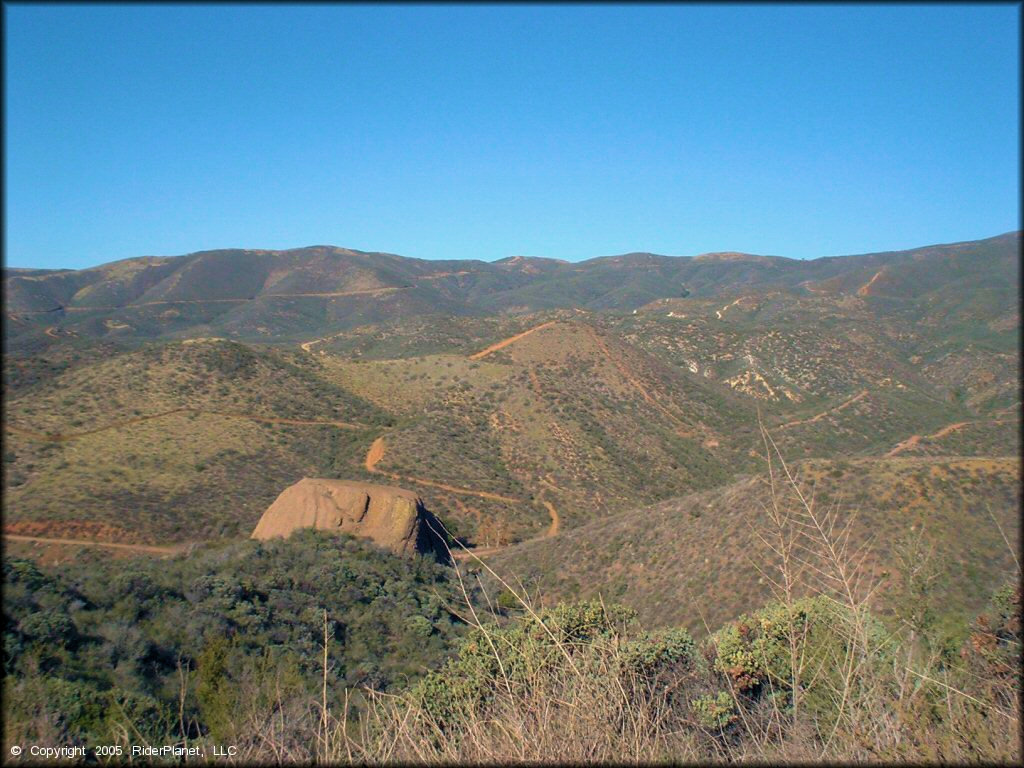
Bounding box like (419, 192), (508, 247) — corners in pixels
(469, 320), (558, 360)
(3, 534), (184, 556)
(5, 409), (365, 443)
(777, 389), (868, 430)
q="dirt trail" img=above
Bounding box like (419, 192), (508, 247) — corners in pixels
(469, 321), (558, 360)
(415, 271), (476, 280)
(777, 389), (868, 430)
(528, 368), (543, 396)
(362, 435), (563, 556)
(449, 496), (560, 561)
(887, 434), (922, 456)
(714, 296), (746, 320)
(541, 500), (560, 537)
(857, 269), (886, 296)
(365, 436), (387, 472)
(886, 418), (1014, 457)
(5, 408), (365, 443)
(3, 534), (184, 556)
(301, 330), (350, 354)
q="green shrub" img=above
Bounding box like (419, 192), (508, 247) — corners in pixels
(690, 691), (738, 729)
(709, 595), (891, 725)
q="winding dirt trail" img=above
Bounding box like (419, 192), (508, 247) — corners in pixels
(5, 409), (365, 443)
(715, 296), (747, 320)
(469, 320), (558, 360)
(301, 331), (348, 354)
(3, 534), (184, 557)
(777, 389), (869, 430)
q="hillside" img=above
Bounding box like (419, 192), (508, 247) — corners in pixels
(484, 456), (1021, 637)
(3, 339), (389, 542)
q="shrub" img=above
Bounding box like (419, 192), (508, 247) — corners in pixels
(708, 595), (891, 726)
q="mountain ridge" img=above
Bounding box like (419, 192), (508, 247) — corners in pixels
(5, 232), (1018, 343)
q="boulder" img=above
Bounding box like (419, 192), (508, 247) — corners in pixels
(251, 478), (446, 559)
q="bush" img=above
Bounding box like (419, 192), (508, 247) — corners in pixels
(708, 595), (891, 726)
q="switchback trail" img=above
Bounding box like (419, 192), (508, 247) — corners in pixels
(5, 408), (366, 443)
(3, 534), (184, 557)
(777, 389), (869, 430)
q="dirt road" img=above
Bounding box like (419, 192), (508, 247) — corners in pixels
(3, 534), (184, 557)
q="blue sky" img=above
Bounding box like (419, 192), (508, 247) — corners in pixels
(4, 4), (1019, 269)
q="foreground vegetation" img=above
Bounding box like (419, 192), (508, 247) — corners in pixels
(4, 445), (1020, 763)
(3, 532), (465, 753)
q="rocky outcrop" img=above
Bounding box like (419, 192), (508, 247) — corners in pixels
(251, 478), (446, 559)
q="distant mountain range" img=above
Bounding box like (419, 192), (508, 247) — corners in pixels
(5, 232), (1018, 342)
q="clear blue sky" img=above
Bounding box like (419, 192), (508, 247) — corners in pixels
(4, 4), (1019, 269)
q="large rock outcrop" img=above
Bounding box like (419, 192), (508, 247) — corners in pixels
(251, 478), (446, 559)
